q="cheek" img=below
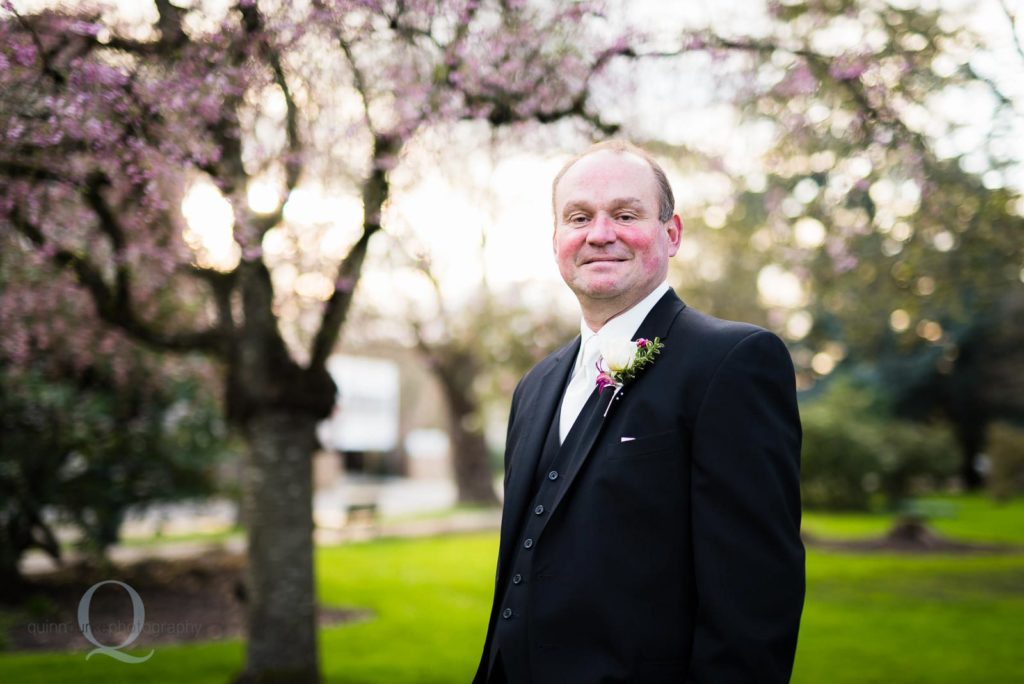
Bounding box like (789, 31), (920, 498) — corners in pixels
(622, 231), (658, 260)
(555, 232), (585, 263)
(626, 233), (669, 277)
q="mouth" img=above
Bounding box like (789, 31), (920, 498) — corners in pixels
(581, 256), (628, 265)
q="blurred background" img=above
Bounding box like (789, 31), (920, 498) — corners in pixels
(1, 0), (1022, 682)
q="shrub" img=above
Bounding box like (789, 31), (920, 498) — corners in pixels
(0, 361), (229, 592)
(800, 378), (958, 510)
(875, 419), (957, 507)
(800, 400), (883, 510)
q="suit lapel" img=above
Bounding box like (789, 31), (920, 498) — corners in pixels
(498, 336), (578, 569)
(544, 290), (687, 521)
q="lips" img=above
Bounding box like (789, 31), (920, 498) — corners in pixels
(581, 256), (628, 265)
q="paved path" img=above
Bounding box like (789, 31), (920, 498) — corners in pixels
(20, 507), (502, 576)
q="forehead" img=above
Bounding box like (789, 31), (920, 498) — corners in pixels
(554, 150), (659, 211)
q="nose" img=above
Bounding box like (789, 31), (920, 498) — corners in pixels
(586, 212), (617, 245)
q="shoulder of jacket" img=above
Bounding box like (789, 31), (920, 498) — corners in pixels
(674, 305), (778, 348)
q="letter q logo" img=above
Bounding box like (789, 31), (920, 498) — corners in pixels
(77, 580), (154, 663)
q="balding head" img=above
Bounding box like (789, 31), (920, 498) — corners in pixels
(551, 140), (675, 225)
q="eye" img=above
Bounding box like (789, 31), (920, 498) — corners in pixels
(616, 213), (637, 222)
(568, 214), (589, 225)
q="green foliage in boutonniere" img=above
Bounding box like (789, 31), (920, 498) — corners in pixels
(595, 336), (665, 395)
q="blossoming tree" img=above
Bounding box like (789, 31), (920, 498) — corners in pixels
(0, 0), (639, 680)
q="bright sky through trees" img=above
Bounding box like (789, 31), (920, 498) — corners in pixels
(17, 0), (1021, 330)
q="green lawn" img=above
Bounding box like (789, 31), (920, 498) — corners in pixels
(802, 493), (1024, 544)
(1, 495), (1022, 683)
(795, 551), (1024, 684)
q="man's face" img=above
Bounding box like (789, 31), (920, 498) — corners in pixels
(553, 150), (681, 310)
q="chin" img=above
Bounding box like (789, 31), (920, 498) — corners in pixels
(577, 281), (626, 300)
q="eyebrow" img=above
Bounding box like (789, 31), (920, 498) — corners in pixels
(560, 197), (646, 219)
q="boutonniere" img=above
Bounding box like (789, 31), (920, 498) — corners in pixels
(595, 337), (665, 416)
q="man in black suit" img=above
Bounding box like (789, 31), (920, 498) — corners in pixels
(473, 140), (804, 683)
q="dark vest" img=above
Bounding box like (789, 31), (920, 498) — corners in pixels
(486, 386), (600, 682)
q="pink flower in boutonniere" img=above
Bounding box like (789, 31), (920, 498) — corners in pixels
(595, 367), (617, 395)
(594, 336), (666, 414)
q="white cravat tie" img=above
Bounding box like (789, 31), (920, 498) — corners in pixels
(559, 335), (601, 443)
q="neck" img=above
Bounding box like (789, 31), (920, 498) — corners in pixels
(582, 309), (622, 333)
(579, 287), (655, 332)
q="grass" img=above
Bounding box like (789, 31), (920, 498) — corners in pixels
(923, 494), (1024, 544)
(1, 494), (1022, 683)
(794, 551), (1024, 684)
(377, 503), (499, 524)
(802, 493), (1024, 544)
(316, 535), (497, 683)
(119, 526), (244, 548)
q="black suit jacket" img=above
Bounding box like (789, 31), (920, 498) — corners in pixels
(473, 289), (804, 683)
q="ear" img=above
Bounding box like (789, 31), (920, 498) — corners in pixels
(665, 215), (682, 256)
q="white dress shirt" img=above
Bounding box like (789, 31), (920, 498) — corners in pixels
(558, 282), (671, 442)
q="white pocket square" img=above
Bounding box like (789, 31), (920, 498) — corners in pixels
(619, 436), (636, 443)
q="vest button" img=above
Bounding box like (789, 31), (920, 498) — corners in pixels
(534, 504), (544, 515)
(502, 608), (513, 619)
(512, 573), (522, 584)
(548, 470), (558, 480)
(523, 538), (534, 549)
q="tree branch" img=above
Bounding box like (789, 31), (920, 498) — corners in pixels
(183, 264), (238, 337)
(534, 93), (619, 136)
(445, 13), (629, 135)
(305, 219), (374, 374)
(685, 34), (930, 150)
(155, 0), (188, 50)
(0, 159), (76, 184)
(8, 204), (228, 355)
(9, 6), (66, 84)
(81, 171), (133, 314)
(307, 132), (398, 373)
(233, 1), (304, 234)
(269, 50), (302, 192)
(337, 31), (376, 133)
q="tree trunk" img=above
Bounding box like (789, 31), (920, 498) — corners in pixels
(449, 408), (499, 506)
(235, 412), (320, 684)
(953, 416), (986, 491)
(0, 544), (28, 603)
(438, 376), (499, 507)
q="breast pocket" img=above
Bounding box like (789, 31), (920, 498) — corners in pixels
(608, 428), (684, 461)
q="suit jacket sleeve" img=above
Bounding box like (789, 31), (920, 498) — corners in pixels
(687, 330), (805, 683)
